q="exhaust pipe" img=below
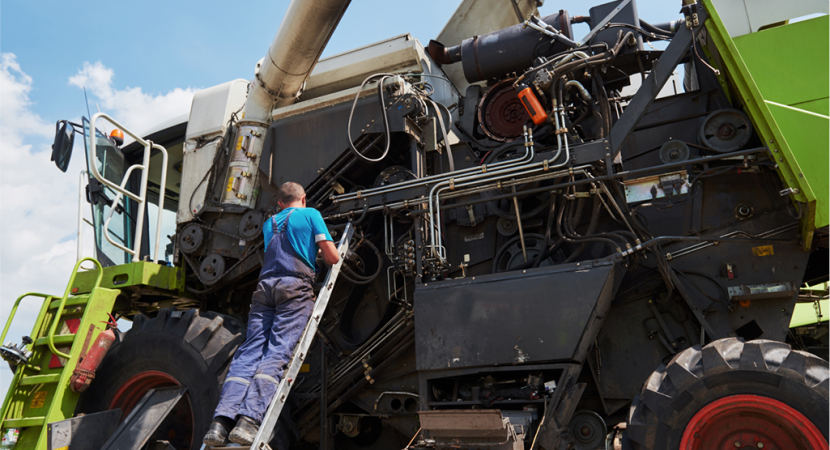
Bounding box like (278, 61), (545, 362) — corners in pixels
(224, 0), (351, 206)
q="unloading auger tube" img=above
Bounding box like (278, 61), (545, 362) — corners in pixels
(227, 0), (351, 209)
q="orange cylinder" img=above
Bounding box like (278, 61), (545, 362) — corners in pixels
(517, 87), (548, 125)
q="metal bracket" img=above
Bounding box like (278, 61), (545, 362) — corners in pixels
(609, 6), (709, 157)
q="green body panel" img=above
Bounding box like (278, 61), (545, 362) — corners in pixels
(791, 300), (829, 328)
(0, 259), (119, 450)
(71, 261), (184, 294)
(702, 3), (830, 247)
(792, 283), (830, 328)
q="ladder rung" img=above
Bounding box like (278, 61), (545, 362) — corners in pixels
(35, 334), (75, 346)
(3, 417), (45, 428)
(48, 296), (89, 310)
(19, 374), (62, 385)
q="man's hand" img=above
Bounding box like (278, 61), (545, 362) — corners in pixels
(318, 241), (340, 266)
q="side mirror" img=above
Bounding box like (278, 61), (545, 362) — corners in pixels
(51, 120), (75, 172)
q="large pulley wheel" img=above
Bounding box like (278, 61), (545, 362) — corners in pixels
(200, 254), (226, 285)
(179, 223), (205, 254)
(75, 309), (245, 450)
(627, 338), (829, 450)
(478, 78), (530, 142)
(698, 108), (753, 152)
(493, 233), (553, 272)
(238, 211), (263, 239)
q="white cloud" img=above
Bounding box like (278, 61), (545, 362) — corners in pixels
(0, 55), (196, 396)
(69, 61), (197, 137)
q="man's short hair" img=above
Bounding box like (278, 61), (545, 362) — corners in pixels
(278, 182), (305, 205)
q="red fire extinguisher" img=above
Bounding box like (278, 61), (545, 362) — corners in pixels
(70, 314), (118, 393)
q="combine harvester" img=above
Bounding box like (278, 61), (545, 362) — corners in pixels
(1, 0), (827, 448)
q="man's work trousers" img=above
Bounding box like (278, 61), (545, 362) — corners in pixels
(214, 276), (314, 423)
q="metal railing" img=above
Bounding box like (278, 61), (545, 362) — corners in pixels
(89, 113), (168, 263)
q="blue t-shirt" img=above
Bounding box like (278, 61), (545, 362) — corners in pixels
(263, 207), (332, 271)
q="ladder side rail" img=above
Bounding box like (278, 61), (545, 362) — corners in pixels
(1, 293), (53, 345)
(46, 258), (103, 359)
(250, 222), (355, 450)
(89, 113), (169, 263)
(0, 293), (53, 429)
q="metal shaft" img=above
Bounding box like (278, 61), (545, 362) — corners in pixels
(512, 186), (528, 262)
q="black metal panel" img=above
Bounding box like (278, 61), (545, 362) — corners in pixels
(47, 409), (122, 450)
(415, 262), (616, 370)
(260, 93), (417, 190)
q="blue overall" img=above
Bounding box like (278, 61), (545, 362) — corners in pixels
(214, 210), (316, 424)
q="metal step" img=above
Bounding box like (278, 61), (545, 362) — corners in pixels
(100, 386), (188, 450)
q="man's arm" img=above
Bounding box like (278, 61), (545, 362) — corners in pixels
(310, 209), (340, 266)
(318, 241), (340, 266)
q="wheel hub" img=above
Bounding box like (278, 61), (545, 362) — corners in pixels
(680, 394), (825, 450)
(109, 370), (195, 450)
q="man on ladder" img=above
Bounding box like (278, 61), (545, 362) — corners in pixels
(203, 182), (340, 447)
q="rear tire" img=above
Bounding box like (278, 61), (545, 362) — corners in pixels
(75, 308), (245, 450)
(627, 338), (829, 450)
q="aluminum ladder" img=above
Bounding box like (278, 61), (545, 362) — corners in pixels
(208, 222), (354, 450)
(0, 258), (119, 450)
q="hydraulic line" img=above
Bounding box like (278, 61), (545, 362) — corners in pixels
(427, 99), (455, 173)
(346, 73), (396, 163)
(555, 193), (619, 253)
(341, 237), (383, 285)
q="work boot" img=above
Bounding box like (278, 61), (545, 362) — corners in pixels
(228, 415), (260, 445)
(202, 416), (235, 447)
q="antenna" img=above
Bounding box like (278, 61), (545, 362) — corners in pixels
(83, 87), (92, 120)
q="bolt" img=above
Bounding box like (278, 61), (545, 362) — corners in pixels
(735, 442), (741, 448)
(757, 443), (764, 448)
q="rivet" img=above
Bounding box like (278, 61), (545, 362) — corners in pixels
(757, 443), (764, 449)
(734, 442), (741, 448)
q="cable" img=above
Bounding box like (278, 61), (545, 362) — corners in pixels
(347, 73), (396, 163)
(427, 100), (455, 172)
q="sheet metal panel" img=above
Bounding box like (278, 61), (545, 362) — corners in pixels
(415, 263), (615, 370)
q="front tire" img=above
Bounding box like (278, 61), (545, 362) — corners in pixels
(627, 338), (829, 449)
(75, 308), (245, 450)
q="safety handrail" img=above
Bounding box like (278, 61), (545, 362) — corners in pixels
(89, 112), (168, 263)
(0, 293), (53, 347)
(46, 257), (104, 359)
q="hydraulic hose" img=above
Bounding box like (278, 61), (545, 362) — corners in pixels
(341, 236), (383, 285)
(556, 194), (618, 258)
(428, 100), (455, 172)
(347, 73), (395, 163)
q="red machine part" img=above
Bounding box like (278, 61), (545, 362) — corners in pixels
(680, 394), (826, 450)
(517, 86), (548, 125)
(478, 78), (530, 141)
(70, 328), (116, 392)
(70, 315), (118, 392)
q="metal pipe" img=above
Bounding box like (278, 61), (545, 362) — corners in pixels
(565, 80), (592, 103)
(512, 186), (528, 262)
(242, 0), (352, 124)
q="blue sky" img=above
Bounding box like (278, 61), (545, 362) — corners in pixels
(0, 0), (682, 399)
